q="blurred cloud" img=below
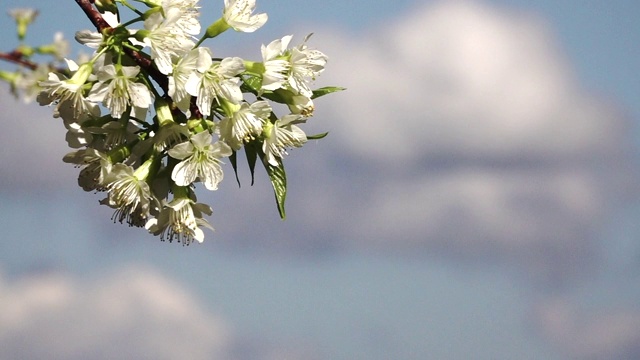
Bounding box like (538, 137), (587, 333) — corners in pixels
(533, 297), (640, 360)
(322, 1), (628, 162)
(0, 266), (230, 360)
(271, 0), (638, 284)
(0, 92), (73, 191)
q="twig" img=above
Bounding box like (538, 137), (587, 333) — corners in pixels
(0, 51), (38, 70)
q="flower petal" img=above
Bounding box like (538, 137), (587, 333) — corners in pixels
(171, 158), (197, 186)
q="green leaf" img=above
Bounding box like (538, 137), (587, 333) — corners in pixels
(241, 75), (261, 95)
(264, 158), (287, 219)
(229, 151), (241, 188)
(261, 92), (284, 104)
(311, 86), (346, 99)
(244, 141), (259, 186)
(307, 131), (329, 140)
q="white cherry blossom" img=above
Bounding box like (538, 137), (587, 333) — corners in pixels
(185, 49), (245, 116)
(37, 61), (95, 118)
(14, 63), (49, 103)
(222, 0), (267, 33)
(168, 131), (232, 190)
(219, 100), (271, 150)
(145, 197), (213, 245)
(286, 36), (328, 97)
(63, 148), (113, 192)
(87, 64), (152, 119)
(8, 8), (38, 40)
(168, 47), (209, 111)
(140, 10), (195, 75)
(161, 0), (201, 36)
(262, 114), (307, 166)
(260, 35), (292, 91)
(102, 163), (155, 227)
(256, 35), (327, 97)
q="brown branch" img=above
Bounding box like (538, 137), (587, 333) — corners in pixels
(125, 48), (168, 92)
(73, 0), (202, 119)
(0, 51), (38, 70)
(75, 0), (111, 31)
(73, 0), (169, 93)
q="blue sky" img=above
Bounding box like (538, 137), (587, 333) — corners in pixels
(1, 1), (640, 359)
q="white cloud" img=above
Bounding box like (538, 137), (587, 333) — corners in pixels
(0, 91), (75, 191)
(317, 1), (627, 162)
(263, 0), (638, 283)
(533, 297), (640, 359)
(0, 266), (230, 360)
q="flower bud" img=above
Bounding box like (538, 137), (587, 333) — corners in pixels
(94, 0), (118, 15)
(8, 8), (38, 41)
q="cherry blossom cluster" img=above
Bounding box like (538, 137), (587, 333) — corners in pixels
(0, 0), (342, 245)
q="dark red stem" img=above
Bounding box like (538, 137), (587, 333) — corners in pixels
(0, 51), (38, 70)
(73, 0), (170, 95)
(74, 0), (111, 31)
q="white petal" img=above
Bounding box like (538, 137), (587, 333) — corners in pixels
(218, 57), (245, 77)
(171, 159), (197, 186)
(153, 53), (174, 75)
(210, 140), (232, 158)
(191, 131), (212, 149)
(195, 88), (213, 116)
(219, 79), (243, 104)
(201, 163), (223, 191)
(262, 35), (291, 61)
(64, 58), (79, 72)
(120, 66), (141, 78)
(74, 30), (103, 49)
(102, 11), (120, 27)
(86, 81), (109, 102)
(192, 227), (205, 243)
(168, 141), (194, 159)
(184, 72), (202, 96)
(128, 82), (152, 108)
(195, 48), (213, 73)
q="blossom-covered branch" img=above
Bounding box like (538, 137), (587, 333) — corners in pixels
(0, 0), (344, 245)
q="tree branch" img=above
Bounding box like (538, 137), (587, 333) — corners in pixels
(73, 0), (201, 119)
(74, 0), (111, 31)
(0, 51), (38, 70)
(74, 0), (168, 93)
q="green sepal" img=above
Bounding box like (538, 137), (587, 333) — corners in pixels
(307, 132), (329, 140)
(229, 151), (241, 188)
(311, 86), (346, 99)
(204, 18), (230, 39)
(264, 157), (287, 220)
